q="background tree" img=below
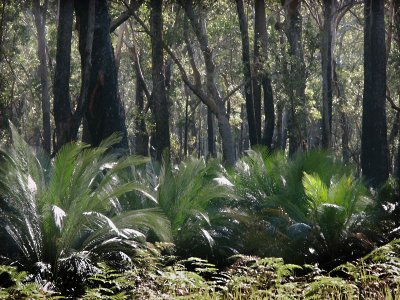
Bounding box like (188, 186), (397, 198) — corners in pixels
(361, 0), (389, 187)
(150, 0), (170, 161)
(32, 0), (51, 154)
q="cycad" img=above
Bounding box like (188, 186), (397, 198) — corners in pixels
(302, 172), (372, 258)
(155, 157), (234, 257)
(0, 124), (171, 279)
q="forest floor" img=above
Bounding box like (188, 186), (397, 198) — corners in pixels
(2, 239), (400, 299)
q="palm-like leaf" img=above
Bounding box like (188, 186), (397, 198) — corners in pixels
(0, 126), (171, 276)
(155, 157), (234, 255)
(303, 172), (372, 256)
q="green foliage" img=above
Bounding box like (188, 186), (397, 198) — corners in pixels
(0, 125), (171, 292)
(0, 265), (57, 299)
(155, 157), (235, 257)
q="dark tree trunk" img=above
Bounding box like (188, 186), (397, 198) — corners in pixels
(321, 0), (334, 149)
(361, 0), (389, 187)
(235, 0), (257, 146)
(75, 0), (128, 150)
(284, 0), (307, 156)
(262, 76), (274, 151)
(253, 0), (263, 142)
(207, 107), (215, 157)
(32, 0), (51, 154)
(134, 61), (149, 156)
(254, 0), (274, 151)
(394, 0), (400, 180)
(184, 86), (189, 157)
(53, 0), (73, 153)
(150, 0), (170, 162)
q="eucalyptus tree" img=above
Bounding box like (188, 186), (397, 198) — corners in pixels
(150, 0), (170, 161)
(32, 0), (51, 154)
(235, 0), (257, 146)
(321, 0), (334, 149)
(254, 0), (274, 150)
(282, 0), (307, 156)
(53, 0), (129, 153)
(361, 0), (389, 187)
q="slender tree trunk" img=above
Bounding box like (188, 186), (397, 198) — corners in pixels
(184, 86), (189, 157)
(284, 0), (307, 156)
(321, 0), (334, 149)
(235, 0), (257, 146)
(150, 0), (170, 161)
(207, 107), (215, 157)
(53, 0), (74, 153)
(253, 0), (263, 141)
(75, 0), (128, 150)
(254, 0), (274, 150)
(183, 0), (235, 166)
(262, 76), (274, 150)
(394, 0), (400, 180)
(32, 0), (51, 154)
(361, 0), (389, 187)
(134, 64), (149, 156)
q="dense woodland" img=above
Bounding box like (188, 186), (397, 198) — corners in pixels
(1, 0), (400, 298)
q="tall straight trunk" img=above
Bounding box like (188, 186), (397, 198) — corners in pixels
(253, 0), (263, 141)
(183, 0), (235, 166)
(262, 76), (274, 150)
(235, 0), (257, 146)
(207, 107), (215, 157)
(184, 86), (189, 157)
(276, 102), (283, 150)
(284, 0), (307, 156)
(321, 0), (334, 149)
(150, 0), (170, 161)
(253, 0), (274, 150)
(394, 0), (400, 180)
(134, 69), (149, 156)
(32, 0), (51, 154)
(361, 0), (389, 187)
(53, 0), (74, 153)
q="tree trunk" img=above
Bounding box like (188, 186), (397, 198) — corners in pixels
(284, 0), (307, 156)
(134, 63), (149, 156)
(150, 0), (170, 162)
(32, 0), (51, 154)
(75, 0), (128, 150)
(207, 107), (215, 157)
(321, 0), (334, 149)
(394, 0), (400, 180)
(361, 0), (389, 187)
(235, 0), (257, 146)
(262, 76), (274, 150)
(183, 0), (235, 166)
(53, 0), (74, 153)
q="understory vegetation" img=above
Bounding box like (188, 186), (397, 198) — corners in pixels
(0, 127), (399, 298)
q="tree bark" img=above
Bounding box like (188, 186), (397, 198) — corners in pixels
(150, 0), (170, 162)
(235, 0), (257, 146)
(32, 0), (51, 154)
(182, 0), (235, 166)
(75, 0), (128, 150)
(134, 57), (149, 156)
(53, 0), (74, 153)
(207, 107), (215, 157)
(283, 0), (307, 156)
(321, 0), (334, 149)
(361, 0), (389, 187)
